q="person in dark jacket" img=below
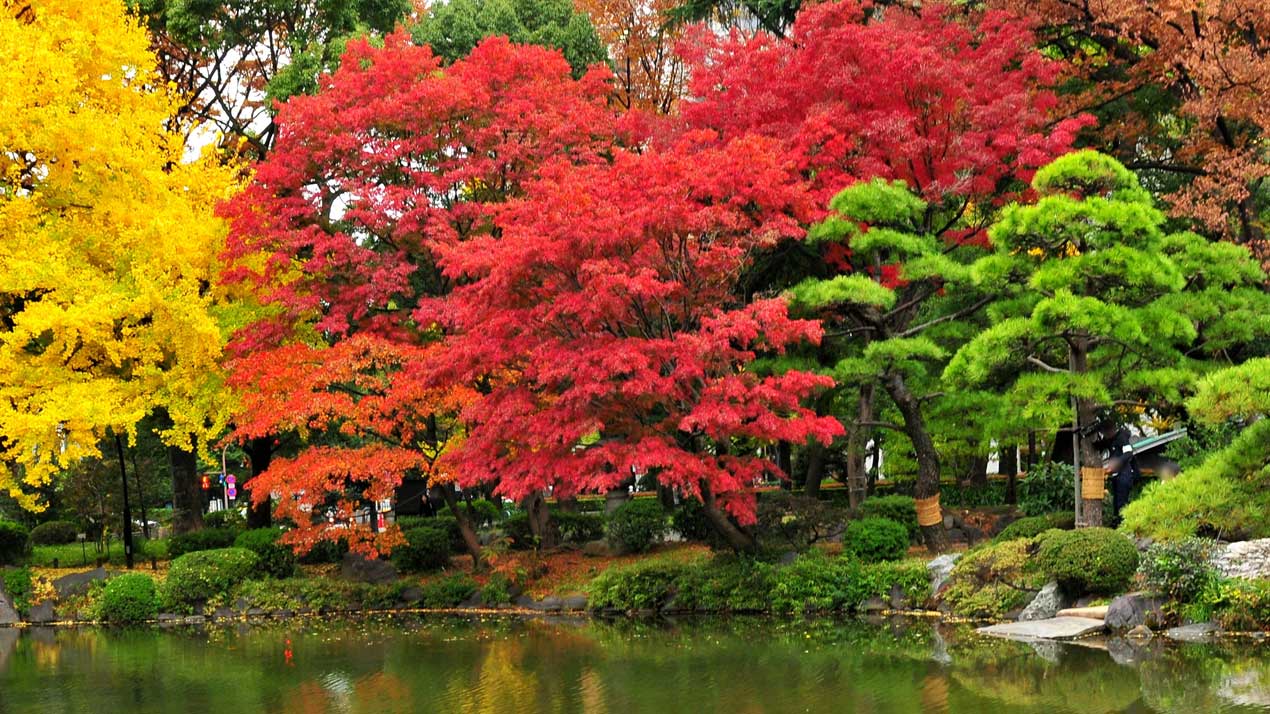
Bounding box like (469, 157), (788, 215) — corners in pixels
(1094, 420), (1139, 525)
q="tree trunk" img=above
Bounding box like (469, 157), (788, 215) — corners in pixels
(968, 453), (989, 489)
(803, 441), (827, 499)
(846, 385), (875, 509)
(244, 437), (272, 529)
(167, 441), (202, 534)
(777, 442), (794, 490)
(438, 486), (484, 568)
(1071, 339), (1104, 527)
(522, 491), (558, 549)
(1001, 443), (1018, 505)
(700, 482), (757, 553)
(882, 372), (947, 553)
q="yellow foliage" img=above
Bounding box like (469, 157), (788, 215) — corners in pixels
(0, 0), (240, 508)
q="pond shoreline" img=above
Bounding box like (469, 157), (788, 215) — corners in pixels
(3, 603), (1263, 646)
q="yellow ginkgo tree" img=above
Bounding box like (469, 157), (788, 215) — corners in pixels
(0, 0), (239, 516)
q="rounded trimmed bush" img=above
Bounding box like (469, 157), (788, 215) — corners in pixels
(842, 517), (909, 563)
(99, 573), (159, 623)
(1035, 527), (1139, 595)
(0, 521), (31, 565)
(858, 495), (918, 540)
(606, 498), (667, 554)
(994, 512), (1076, 543)
(162, 547), (259, 609)
(29, 520), (78, 546)
(392, 526), (452, 572)
(299, 537), (349, 565)
(233, 528), (297, 579)
(167, 528), (239, 559)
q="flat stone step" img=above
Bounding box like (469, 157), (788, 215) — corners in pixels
(1056, 606), (1109, 620)
(978, 616), (1107, 641)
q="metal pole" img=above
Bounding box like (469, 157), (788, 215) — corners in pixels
(113, 432), (135, 569)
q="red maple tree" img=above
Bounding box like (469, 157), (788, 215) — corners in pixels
(676, 1), (1089, 546)
(422, 133), (844, 551)
(220, 34), (622, 559)
(680, 1), (1092, 220)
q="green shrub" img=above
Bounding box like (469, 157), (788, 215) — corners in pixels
(1206, 578), (1270, 632)
(233, 528), (297, 579)
(392, 526), (452, 572)
(98, 573), (159, 623)
(851, 560), (931, 609)
(161, 548), (259, 610)
(755, 493), (848, 551)
(418, 574), (478, 608)
(0, 521), (31, 565)
(436, 499), (501, 527)
(1138, 537), (1219, 603)
(675, 557), (776, 611)
(943, 538), (1046, 618)
(588, 560), (691, 610)
(606, 498), (667, 554)
(769, 551), (858, 613)
(994, 512), (1076, 543)
(2, 567), (34, 613)
(29, 520), (78, 546)
(1035, 528), (1139, 596)
(554, 512), (605, 544)
(299, 537), (349, 565)
(940, 481), (1009, 508)
(479, 574), (514, 606)
(670, 499), (717, 544)
(842, 517), (909, 563)
(167, 528), (239, 559)
(1018, 462), (1076, 517)
(858, 495), (918, 540)
(203, 510), (246, 531)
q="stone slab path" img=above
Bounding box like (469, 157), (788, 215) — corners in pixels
(978, 616), (1107, 641)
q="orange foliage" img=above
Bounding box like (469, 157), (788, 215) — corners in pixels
(576, 0), (687, 113)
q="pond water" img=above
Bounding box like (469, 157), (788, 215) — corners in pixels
(0, 615), (1268, 714)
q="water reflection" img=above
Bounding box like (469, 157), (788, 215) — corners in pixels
(0, 616), (1266, 714)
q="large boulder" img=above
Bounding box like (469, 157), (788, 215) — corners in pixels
(1211, 540), (1270, 580)
(927, 554), (960, 594)
(0, 591), (18, 626)
(1106, 592), (1168, 631)
(24, 600), (56, 624)
(339, 552), (398, 585)
(52, 567), (111, 598)
(1018, 581), (1071, 621)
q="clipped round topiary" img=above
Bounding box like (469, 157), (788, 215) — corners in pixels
(1035, 527), (1139, 596)
(842, 517), (909, 563)
(994, 512), (1076, 543)
(606, 498), (667, 554)
(98, 573), (159, 624)
(233, 527), (297, 579)
(0, 521), (31, 565)
(162, 547), (259, 610)
(858, 495), (918, 540)
(29, 520), (78, 546)
(392, 526), (452, 572)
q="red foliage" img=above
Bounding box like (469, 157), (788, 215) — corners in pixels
(679, 1), (1092, 216)
(220, 35), (622, 554)
(422, 133), (843, 523)
(227, 336), (476, 555)
(220, 33), (620, 352)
